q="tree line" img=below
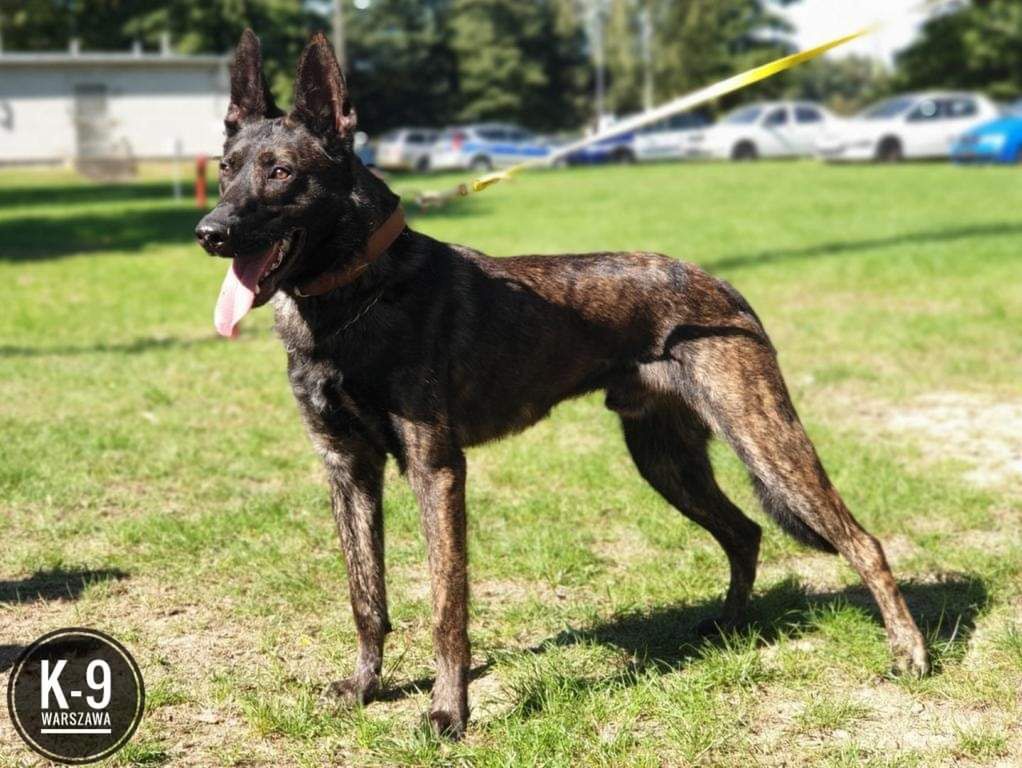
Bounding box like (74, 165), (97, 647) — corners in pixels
(1, 0), (1018, 134)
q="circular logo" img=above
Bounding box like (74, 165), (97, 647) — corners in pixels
(7, 628), (145, 765)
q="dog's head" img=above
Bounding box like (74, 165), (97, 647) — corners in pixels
(197, 29), (380, 338)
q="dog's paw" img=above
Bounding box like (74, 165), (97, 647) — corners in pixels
(321, 676), (378, 708)
(426, 709), (466, 740)
(890, 642), (931, 678)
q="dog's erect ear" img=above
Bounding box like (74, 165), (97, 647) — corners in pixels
(225, 28), (282, 136)
(290, 32), (357, 145)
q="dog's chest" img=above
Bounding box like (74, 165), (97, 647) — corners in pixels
(273, 293), (393, 453)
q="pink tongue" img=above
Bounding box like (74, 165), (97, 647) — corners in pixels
(214, 247), (278, 339)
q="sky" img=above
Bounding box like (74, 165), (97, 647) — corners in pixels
(778, 0), (935, 63)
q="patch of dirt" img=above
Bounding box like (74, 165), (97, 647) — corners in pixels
(468, 667), (512, 722)
(752, 676), (1020, 765)
(591, 528), (657, 570)
(759, 552), (847, 592)
(761, 534), (921, 593)
(851, 391), (1022, 491)
(0, 577), (286, 767)
(473, 578), (574, 605)
(751, 596), (1022, 766)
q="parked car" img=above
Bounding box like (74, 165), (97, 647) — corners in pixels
(815, 91), (1000, 162)
(354, 131), (376, 167)
(692, 101), (837, 160)
(563, 130), (637, 165)
(375, 127), (438, 172)
(951, 114), (1022, 164)
(633, 112), (711, 161)
(429, 124), (552, 172)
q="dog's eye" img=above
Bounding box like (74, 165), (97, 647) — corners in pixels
(270, 166), (292, 181)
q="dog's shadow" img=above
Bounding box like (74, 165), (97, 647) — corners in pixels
(545, 574), (987, 668)
(0, 567), (128, 672)
(378, 573), (988, 708)
(0, 645), (28, 673)
(0, 566), (128, 605)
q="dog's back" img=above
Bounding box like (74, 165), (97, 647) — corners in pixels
(275, 234), (769, 448)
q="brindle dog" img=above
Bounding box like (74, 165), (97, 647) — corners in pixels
(196, 30), (930, 737)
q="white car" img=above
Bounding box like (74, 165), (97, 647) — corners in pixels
(815, 92), (1000, 162)
(633, 112), (711, 161)
(693, 101), (838, 160)
(375, 127), (439, 172)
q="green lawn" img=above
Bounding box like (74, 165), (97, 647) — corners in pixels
(1, 161), (1020, 767)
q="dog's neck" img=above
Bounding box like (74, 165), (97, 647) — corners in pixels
(296, 205), (406, 297)
(291, 159), (406, 298)
(275, 159), (422, 349)
(346, 159), (403, 244)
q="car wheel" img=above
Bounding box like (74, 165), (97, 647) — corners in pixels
(415, 156), (430, 172)
(612, 148), (636, 164)
(470, 156), (493, 172)
(732, 141), (758, 161)
(877, 137), (904, 163)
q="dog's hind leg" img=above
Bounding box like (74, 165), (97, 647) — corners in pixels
(320, 439), (390, 706)
(680, 335), (929, 676)
(618, 402), (762, 633)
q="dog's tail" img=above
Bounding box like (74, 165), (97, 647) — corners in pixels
(749, 474), (837, 553)
(692, 333), (840, 555)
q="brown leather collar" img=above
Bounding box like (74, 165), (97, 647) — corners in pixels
(295, 205), (407, 297)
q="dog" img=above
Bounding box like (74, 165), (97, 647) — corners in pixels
(195, 30), (929, 737)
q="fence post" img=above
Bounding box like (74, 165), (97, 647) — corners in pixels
(172, 139), (183, 201)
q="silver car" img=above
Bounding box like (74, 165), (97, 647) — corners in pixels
(375, 127), (439, 171)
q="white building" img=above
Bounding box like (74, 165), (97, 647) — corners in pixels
(0, 43), (229, 164)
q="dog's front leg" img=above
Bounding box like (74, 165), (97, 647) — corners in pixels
(322, 442), (389, 707)
(407, 445), (470, 738)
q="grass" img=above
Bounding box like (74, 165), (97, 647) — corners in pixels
(0, 159), (1020, 766)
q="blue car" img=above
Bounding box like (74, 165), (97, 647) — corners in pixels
(951, 114), (1022, 164)
(563, 131), (637, 165)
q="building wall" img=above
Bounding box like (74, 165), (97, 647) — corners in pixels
(0, 62), (230, 162)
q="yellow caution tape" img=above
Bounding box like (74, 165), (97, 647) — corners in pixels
(415, 0), (946, 205)
(471, 170), (516, 192)
(460, 26), (875, 197)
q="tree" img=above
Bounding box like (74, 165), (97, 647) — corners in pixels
(0, 0), (155, 51)
(596, 0), (801, 117)
(653, 0), (797, 103)
(447, 0), (546, 124)
(0, 0), (820, 134)
(781, 55), (890, 115)
(894, 0), (1022, 101)
(123, 1), (319, 108)
(343, 0), (458, 133)
(448, 0), (589, 131)
(604, 0), (642, 115)
(0, 0), (320, 108)
(528, 0), (591, 131)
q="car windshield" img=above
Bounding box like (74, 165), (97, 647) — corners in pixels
(861, 97), (916, 120)
(724, 106), (763, 125)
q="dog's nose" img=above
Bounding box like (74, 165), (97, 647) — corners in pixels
(195, 219), (230, 256)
